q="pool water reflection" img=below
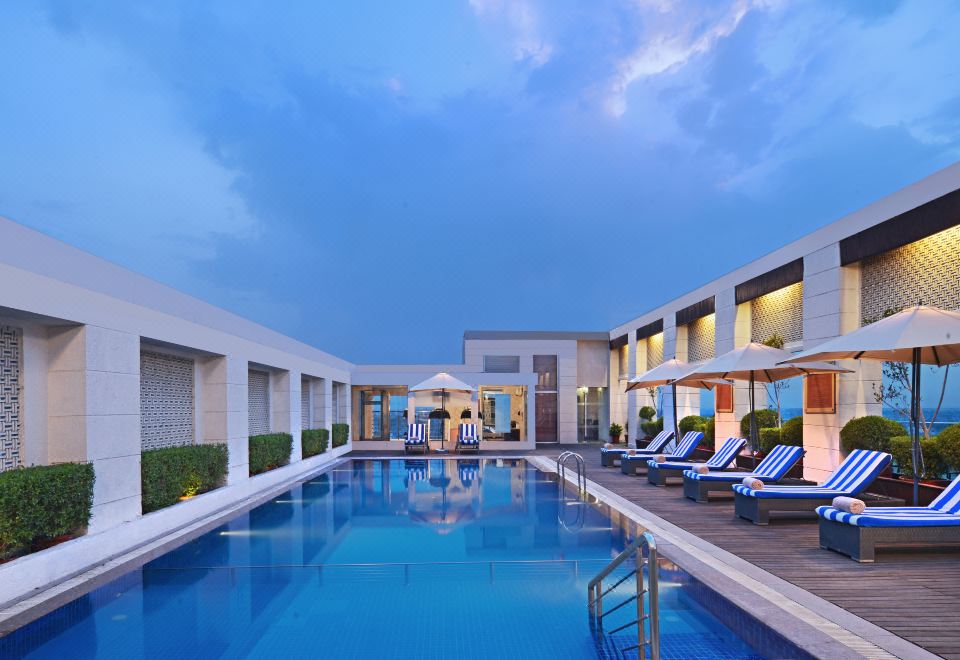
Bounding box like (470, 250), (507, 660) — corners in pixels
(2, 459), (764, 659)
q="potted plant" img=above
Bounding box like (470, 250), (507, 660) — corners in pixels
(609, 423), (623, 443)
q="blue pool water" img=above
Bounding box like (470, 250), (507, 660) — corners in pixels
(2, 459), (765, 659)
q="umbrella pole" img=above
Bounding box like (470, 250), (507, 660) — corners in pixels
(911, 348), (921, 506)
(441, 388), (447, 452)
(749, 373), (757, 453)
(671, 383), (679, 449)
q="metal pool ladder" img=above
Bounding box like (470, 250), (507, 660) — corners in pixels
(556, 451), (587, 497)
(587, 531), (660, 660)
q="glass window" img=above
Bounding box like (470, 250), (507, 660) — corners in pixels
(577, 387), (608, 442)
(533, 355), (557, 391)
(534, 355), (558, 442)
(356, 387), (408, 440)
(480, 387), (527, 441)
(483, 355), (520, 373)
(389, 395), (408, 439)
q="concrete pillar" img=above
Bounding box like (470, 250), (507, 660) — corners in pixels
(714, 289), (738, 440)
(803, 245), (881, 481)
(272, 369), (302, 462)
(626, 333), (638, 442)
(47, 325), (141, 532)
(200, 355), (249, 485)
(665, 318), (698, 433)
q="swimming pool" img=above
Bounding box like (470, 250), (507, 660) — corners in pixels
(2, 459), (766, 658)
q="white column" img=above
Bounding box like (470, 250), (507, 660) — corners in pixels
(803, 245), (881, 481)
(626, 332), (638, 443)
(200, 355), (249, 485)
(272, 369), (302, 462)
(47, 325), (141, 532)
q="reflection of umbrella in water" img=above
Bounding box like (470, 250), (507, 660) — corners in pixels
(407, 460), (475, 534)
(409, 373), (475, 453)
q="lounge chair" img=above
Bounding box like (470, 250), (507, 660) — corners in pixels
(405, 459), (428, 482)
(458, 459), (481, 486)
(601, 430), (674, 467)
(621, 431), (703, 476)
(817, 474), (960, 562)
(682, 445), (805, 503)
(733, 449), (892, 525)
(404, 423), (428, 454)
(646, 437), (747, 486)
(456, 423), (480, 453)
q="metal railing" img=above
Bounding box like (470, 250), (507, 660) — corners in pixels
(587, 531), (660, 660)
(556, 451), (586, 497)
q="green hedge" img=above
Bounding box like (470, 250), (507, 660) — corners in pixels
(302, 429), (329, 458)
(781, 416), (803, 446)
(890, 436), (947, 479)
(638, 406), (656, 421)
(759, 428), (781, 455)
(142, 445), (228, 513)
(679, 415), (707, 434)
(937, 423), (960, 472)
(332, 423), (349, 448)
(249, 433), (293, 475)
(740, 409), (778, 437)
(0, 463), (94, 558)
(840, 416), (905, 454)
(703, 417), (715, 450)
(640, 417), (663, 438)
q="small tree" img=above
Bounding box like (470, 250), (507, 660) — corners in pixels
(762, 332), (789, 427)
(867, 308), (950, 440)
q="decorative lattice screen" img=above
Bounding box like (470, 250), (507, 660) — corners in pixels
(751, 282), (803, 344)
(861, 225), (960, 322)
(646, 333), (664, 370)
(140, 351), (195, 451)
(686, 314), (715, 363)
(301, 379), (311, 429)
(0, 326), (22, 471)
(248, 370), (271, 435)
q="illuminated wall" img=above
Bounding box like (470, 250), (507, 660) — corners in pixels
(686, 314), (715, 362)
(751, 282), (803, 344)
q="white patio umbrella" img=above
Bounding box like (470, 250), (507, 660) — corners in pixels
(409, 372), (475, 453)
(781, 304), (960, 503)
(626, 359), (727, 445)
(673, 343), (850, 452)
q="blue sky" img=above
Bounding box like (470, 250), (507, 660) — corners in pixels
(2, 0), (960, 369)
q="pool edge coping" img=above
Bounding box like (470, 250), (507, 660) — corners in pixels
(526, 455), (937, 660)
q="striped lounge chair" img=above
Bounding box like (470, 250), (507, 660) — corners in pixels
(733, 449), (892, 525)
(404, 423), (428, 454)
(646, 437), (747, 486)
(458, 459), (481, 486)
(601, 430), (674, 468)
(682, 445), (805, 503)
(817, 474), (960, 562)
(621, 432), (703, 476)
(405, 459), (428, 482)
(456, 423), (480, 453)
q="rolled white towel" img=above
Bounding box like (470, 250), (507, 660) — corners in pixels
(603, 443), (612, 449)
(742, 476), (764, 490)
(832, 496), (866, 515)
(627, 449), (637, 456)
(653, 454), (666, 463)
(694, 465), (710, 475)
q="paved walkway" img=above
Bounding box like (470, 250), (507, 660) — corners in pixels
(534, 447), (960, 659)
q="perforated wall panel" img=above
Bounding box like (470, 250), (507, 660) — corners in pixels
(751, 282), (803, 344)
(861, 225), (960, 322)
(0, 326), (22, 472)
(686, 314), (715, 363)
(301, 380), (311, 429)
(248, 370), (271, 435)
(140, 351), (195, 451)
(646, 333), (664, 370)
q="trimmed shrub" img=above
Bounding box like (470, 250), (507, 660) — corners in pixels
(890, 436), (947, 479)
(759, 428), (782, 455)
(638, 406), (656, 421)
(739, 409), (778, 437)
(0, 463), (95, 558)
(332, 423), (350, 448)
(640, 417), (663, 438)
(703, 417), (715, 450)
(839, 416), (905, 455)
(302, 429), (329, 458)
(781, 416), (804, 446)
(936, 423), (960, 473)
(679, 415), (707, 434)
(249, 433), (293, 475)
(142, 444), (228, 514)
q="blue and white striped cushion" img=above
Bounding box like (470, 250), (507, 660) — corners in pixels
(683, 445), (804, 482)
(405, 460), (428, 481)
(816, 473), (960, 527)
(627, 431), (702, 463)
(649, 437), (745, 472)
(406, 423), (427, 445)
(459, 423), (479, 444)
(733, 449), (891, 499)
(459, 461), (480, 483)
(601, 429), (675, 455)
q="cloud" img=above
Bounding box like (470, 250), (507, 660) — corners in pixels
(469, 0), (553, 66)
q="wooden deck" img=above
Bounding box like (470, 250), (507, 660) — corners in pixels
(534, 447), (960, 659)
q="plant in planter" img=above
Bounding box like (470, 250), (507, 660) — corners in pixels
(890, 435), (947, 481)
(739, 409), (778, 439)
(639, 406), (656, 422)
(839, 416), (905, 455)
(938, 423), (960, 475)
(703, 417), (715, 450)
(781, 415), (803, 446)
(609, 423), (624, 443)
(679, 415), (707, 434)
